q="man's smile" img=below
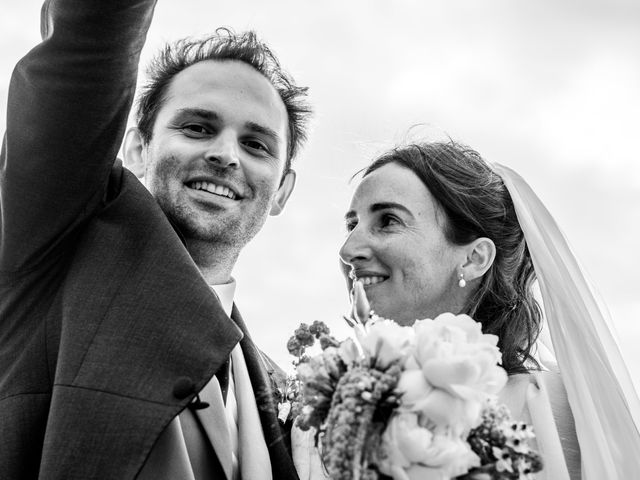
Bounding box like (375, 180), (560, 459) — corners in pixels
(186, 179), (242, 201)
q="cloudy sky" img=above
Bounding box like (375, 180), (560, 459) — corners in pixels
(2, 0), (639, 385)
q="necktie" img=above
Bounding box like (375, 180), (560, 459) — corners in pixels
(216, 357), (230, 403)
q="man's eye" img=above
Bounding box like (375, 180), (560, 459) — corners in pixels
(243, 139), (269, 153)
(182, 124), (209, 136)
(345, 220), (357, 232)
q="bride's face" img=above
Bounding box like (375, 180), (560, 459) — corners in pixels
(339, 162), (466, 325)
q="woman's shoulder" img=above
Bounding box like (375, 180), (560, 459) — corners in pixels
(499, 367), (581, 480)
(499, 367), (570, 413)
(498, 371), (536, 421)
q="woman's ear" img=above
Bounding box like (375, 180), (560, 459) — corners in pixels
(462, 237), (496, 281)
(123, 127), (147, 179)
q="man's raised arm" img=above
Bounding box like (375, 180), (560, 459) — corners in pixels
(0, 0), (156, 272)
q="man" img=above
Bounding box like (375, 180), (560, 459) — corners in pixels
(0, 1), (310, 479)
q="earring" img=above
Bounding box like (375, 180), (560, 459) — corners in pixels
(458, 272), (466, 288)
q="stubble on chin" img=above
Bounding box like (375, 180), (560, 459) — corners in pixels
(160, 191), (272, 250)
(150, 159), (278, 250)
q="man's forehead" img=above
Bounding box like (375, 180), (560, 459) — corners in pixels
(167, 60), (283, 110)
(161, 60), (288, 134)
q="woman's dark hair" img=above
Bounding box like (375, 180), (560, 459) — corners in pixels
(364, 141), (541, 374)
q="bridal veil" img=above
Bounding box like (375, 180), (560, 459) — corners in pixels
(492, 163), (640, 479)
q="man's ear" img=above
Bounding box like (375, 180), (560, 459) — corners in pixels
(269, 169), (296, 216)
(123, 127), (147, 179)
(462, 237), (496, 281)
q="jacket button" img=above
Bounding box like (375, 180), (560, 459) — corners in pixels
(172, 377), (196, 399)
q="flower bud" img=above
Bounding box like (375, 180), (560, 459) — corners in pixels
(351, 280), (371, 324)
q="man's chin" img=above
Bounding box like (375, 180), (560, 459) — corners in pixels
(180, 219), (254, 247)
(167, 204), (269, 250)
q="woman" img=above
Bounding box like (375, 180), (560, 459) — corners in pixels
(329, 141), (639, 479)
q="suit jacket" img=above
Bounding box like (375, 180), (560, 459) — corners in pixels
(0, 1), (298, 479)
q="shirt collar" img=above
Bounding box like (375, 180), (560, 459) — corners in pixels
(210, 279), (236, 317)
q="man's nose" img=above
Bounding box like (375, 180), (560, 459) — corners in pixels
(204, 132), (240, 168)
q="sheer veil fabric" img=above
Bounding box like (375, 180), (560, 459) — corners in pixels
(492, 163), (640, 479)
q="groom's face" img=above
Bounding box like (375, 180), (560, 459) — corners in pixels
(140, 60), (295, 249)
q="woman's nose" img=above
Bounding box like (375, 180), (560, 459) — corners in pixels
(339, 225), (370, 266)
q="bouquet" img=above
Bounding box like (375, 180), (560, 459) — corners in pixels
(286, 282), (543, 480)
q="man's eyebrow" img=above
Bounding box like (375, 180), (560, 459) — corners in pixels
(246, 121), (282, 143)
(174, 108), (220, 122)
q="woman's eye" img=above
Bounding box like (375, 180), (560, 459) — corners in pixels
(379, 214), (400, 229)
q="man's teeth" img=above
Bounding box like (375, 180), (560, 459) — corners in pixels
(359, 276), (386, 286)
(191, 181), (236, 199)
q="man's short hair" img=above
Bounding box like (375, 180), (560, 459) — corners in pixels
(136, 28), (312, 170)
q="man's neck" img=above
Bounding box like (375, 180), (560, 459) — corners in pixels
(186, 239), (240, 285)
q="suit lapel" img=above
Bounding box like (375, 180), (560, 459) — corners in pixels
(231, 306), (300, 480)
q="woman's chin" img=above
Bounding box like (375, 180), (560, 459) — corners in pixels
(369, 300), (420, 327)
(360, 282), (415, 325)
(367, 297), (399, 322)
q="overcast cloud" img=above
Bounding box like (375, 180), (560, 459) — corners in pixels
(2, 0), (638, 384)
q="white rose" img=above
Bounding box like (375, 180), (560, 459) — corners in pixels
(405, 314), (507, 432)
(356, 319), (414, 369)
(405, 465), (449, 480)
(428, 313), (506, 398)
(337, 337), (361, 365)
(404, 433), (479, 479)
(417, 389), (482, 435)
(420, 430), (479, 472)
(378, 413), (480, 480)
(396, 369), (476, 434)
(396, 369), (433, 407)
(377, 412), (433, 479)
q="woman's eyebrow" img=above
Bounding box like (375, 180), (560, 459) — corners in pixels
(344, 202), (414, 221)
(370, 202), (413, 217)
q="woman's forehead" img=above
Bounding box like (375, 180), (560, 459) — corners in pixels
(351, 163), (434, 210)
